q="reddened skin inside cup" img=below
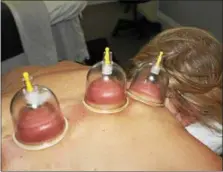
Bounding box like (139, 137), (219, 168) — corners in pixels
(10, 85), (68, 150)
(15, 102), (65, 144)
(83, 62), (129, 113)
(128, 63), (168, 106)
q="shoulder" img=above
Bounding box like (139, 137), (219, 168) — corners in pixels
(2, 61), (89, 94)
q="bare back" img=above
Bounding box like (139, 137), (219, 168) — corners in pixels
(2, 61), (222, 171)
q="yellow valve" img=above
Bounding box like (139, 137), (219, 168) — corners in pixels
(23, 72), (33, 92)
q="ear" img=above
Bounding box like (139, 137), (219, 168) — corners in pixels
(164, 98), (178, 114)
(127, 82), (131, 89)
(164, 98), (197, 127)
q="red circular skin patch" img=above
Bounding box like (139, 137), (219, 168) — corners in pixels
(15, 103), (65, 144)
(85, 78), (126, 105)
(130, 80), (162, 101)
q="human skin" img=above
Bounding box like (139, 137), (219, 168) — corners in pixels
(15, 102), (65, 144)
(130, 80), (161, 99)
(85, 77), (126, 105)
(129, 79), (162, 105)
(1, 61), (222, 171)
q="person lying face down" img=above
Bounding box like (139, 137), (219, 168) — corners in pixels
(1, 33), (222, 171)
(128, 27), (222, 155)
(1, 61), (222, 171)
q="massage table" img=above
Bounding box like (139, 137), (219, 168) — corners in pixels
(1, 1), (89, 74)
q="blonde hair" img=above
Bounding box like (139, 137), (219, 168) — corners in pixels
(128, 27), (222, 131)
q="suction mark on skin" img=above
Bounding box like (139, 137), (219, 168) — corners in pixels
(64, 103), (88, 124)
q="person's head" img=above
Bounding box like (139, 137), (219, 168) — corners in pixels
(128, 27), (222, 129)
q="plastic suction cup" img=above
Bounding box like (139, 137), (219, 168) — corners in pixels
(128, 62), (168, 106)
(10, 73), (68, 150)
(83, 48), (128, 113)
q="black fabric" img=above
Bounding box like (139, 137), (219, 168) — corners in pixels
(112, 0), (160, 39)
(112, 16), (162, 39)
(85, 38), (118, 66)
(1, 2), (24, 61)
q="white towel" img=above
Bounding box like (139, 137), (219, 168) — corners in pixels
(4, 1), (58, 66)
(186, 121), (222, 155)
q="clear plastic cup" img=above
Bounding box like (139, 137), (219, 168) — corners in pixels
(128, 63), (168, 106)
(10, 85), (68, 150)
(83, 61), (129, 113)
